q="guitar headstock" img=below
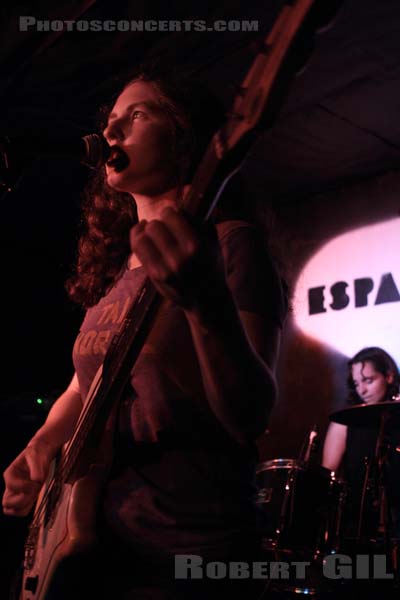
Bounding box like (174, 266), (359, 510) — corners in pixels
(221, 0), (314, 154)
(184, 0), (316, 222)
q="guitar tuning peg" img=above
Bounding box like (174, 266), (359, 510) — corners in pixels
(308, 0), (344, 34)
(226, 111), (245, 121)
(249, 36), (270, 55)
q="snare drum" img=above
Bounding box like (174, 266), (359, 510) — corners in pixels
(256, 458), (345, 557)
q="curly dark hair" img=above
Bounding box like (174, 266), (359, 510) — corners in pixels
(66, 67), (225, 308)
(347, 346), (400, 405)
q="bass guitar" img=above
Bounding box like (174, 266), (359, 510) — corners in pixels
(18, 1), (316, 597)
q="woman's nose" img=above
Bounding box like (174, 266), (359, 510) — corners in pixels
(103, 120), (124, 143)
(359, 384), (368, 397)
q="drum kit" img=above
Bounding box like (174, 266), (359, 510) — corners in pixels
(255, 400), (400, 597)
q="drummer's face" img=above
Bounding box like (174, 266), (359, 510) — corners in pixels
(351, 361), (394, 404)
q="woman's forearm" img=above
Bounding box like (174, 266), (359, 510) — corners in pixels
(185, 292), (277, 445)
(31, 374), (83, 450)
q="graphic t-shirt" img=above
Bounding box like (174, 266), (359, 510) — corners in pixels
(72, 220), (287, 559)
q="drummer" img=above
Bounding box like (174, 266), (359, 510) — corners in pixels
(322, 346), (400, 541)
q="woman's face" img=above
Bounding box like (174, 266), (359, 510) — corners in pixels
(103, 80), (178, 196)
(351, 360), (394, 404)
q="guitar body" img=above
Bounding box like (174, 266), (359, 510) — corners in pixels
(20, 383), (117, 600)
(20, 461), (109, 600)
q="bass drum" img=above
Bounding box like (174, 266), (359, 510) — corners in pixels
(255, 458), (346, 558)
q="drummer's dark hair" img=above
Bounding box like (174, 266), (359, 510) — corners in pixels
(347, 347), (400, 404)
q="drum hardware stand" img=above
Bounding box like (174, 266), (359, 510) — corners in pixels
(356, 409), (398, 580)
(356, 456), (374, 541)
(381, 393), (400, 583)
(276, 464), (298, 551)
(319, 471), (347, 558)
(388, 394), (400, 585)
(300, 423), (319, 466)
(375, 412), (393, 559)
(332, 482), (347, 553)
(275, 426), (319, 551)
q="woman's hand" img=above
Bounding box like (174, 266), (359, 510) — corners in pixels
(130, 207), (228, 315)
(2, 437), (58, 517)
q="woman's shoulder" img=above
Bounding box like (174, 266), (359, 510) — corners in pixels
(215, 218), (278, 279)
(215, 219), (256, 242)
(216, 219), (288, 326)
(215, 218), (268, 261)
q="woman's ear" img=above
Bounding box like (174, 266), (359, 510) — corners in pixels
(386, 371), (395, 384)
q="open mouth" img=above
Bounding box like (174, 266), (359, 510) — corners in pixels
(106, 145), (130, 172)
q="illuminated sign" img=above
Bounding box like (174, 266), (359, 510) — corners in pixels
(293, 218), (400, 366)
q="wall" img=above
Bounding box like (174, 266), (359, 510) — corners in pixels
(254, 170), (400, 462)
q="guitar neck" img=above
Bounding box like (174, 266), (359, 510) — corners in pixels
(62, 278), (161, 479)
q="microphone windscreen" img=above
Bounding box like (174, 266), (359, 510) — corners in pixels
(81, 134), (111, 169)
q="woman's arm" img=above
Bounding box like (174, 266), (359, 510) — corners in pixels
(31, 372), (83, 449)
(185, 302), (279, 445)
(130, 208), (282, 445)
(322, 422), (348, 472)
(2, 373), (83, 516)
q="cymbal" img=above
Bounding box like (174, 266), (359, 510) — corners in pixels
(330, 400), (400, 428)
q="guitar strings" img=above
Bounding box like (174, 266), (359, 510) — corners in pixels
(29, 373), (105, 531)
(57, 282), (160, 478)
(28, 279), (156, 531)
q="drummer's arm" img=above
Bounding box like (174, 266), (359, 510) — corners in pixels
(322, 422), (348, 472)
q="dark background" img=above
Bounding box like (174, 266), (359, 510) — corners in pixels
(1, 0), (400, 595)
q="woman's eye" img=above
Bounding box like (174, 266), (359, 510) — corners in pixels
(131, 110), (145, 120)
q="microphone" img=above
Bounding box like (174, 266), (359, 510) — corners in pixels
(80, 134), (111, 168)
(0, 133), (111, 170)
